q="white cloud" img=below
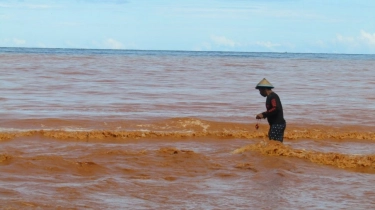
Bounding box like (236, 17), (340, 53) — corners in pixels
(0, 3), (11, 8)
(256, 41), (280, 48)
(78, 0), (129, 4)
(37, 43), (47, 48)
(315, 40), (327, 48)
(0, 14), (10, 20)
(13, 38), (26, 45)
(336, 30), (375, 48)
(104, 38), (124, 49)
(210, 35), (237, 47)
(193, 42), (212, 51)
(360, 30), (375, 45)
(336, 34), (355, 44)
(27, 4), (53, 9)
(0, 3), (55, 9)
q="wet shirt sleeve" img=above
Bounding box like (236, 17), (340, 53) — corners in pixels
(262, 95), (278, 118)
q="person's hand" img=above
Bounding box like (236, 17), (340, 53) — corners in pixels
(256, 113), (263, 119)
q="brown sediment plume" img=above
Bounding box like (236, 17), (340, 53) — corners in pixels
(0, 131), (38, 142)
(234, 163), (258, 172)
(100, 149), (147, 156)
(39, 129), (375, 141)
(233, 141), (375, 169)
(0, 154), (12, 164)
(38, 130), (266, 141)
(157, 147), (195, 155)
(0, 129), (374, 142)
(284, 128), (375, 140)
(155, 147), (222, 175)
(0, 117), (374, 141)
(0, 118), (374, 141)
(0, 133), (19, 141)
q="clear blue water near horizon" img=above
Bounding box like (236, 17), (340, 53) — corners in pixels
(2, 46), (375, 57)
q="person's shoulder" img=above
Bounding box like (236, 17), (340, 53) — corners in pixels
(270, 92), (281, 99)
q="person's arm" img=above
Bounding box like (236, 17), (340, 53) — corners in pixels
(262, 97), (278, 118)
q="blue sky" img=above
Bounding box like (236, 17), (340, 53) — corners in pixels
(1, 0), (375, 54)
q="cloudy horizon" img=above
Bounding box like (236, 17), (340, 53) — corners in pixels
(1, 0), (374, 54)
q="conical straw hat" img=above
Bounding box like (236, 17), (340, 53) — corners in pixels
(255, 78), (274, 89)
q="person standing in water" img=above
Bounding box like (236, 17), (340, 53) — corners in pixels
(255, 78), (286, 142)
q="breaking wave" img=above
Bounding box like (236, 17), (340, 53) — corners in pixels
(233, 141), (375, 169)
(0, 117), (374, 142)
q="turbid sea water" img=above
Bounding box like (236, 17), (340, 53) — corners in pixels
(0, 47), (374, 209)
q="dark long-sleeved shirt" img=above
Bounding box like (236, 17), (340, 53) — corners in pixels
(262, 92), (286, 125)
